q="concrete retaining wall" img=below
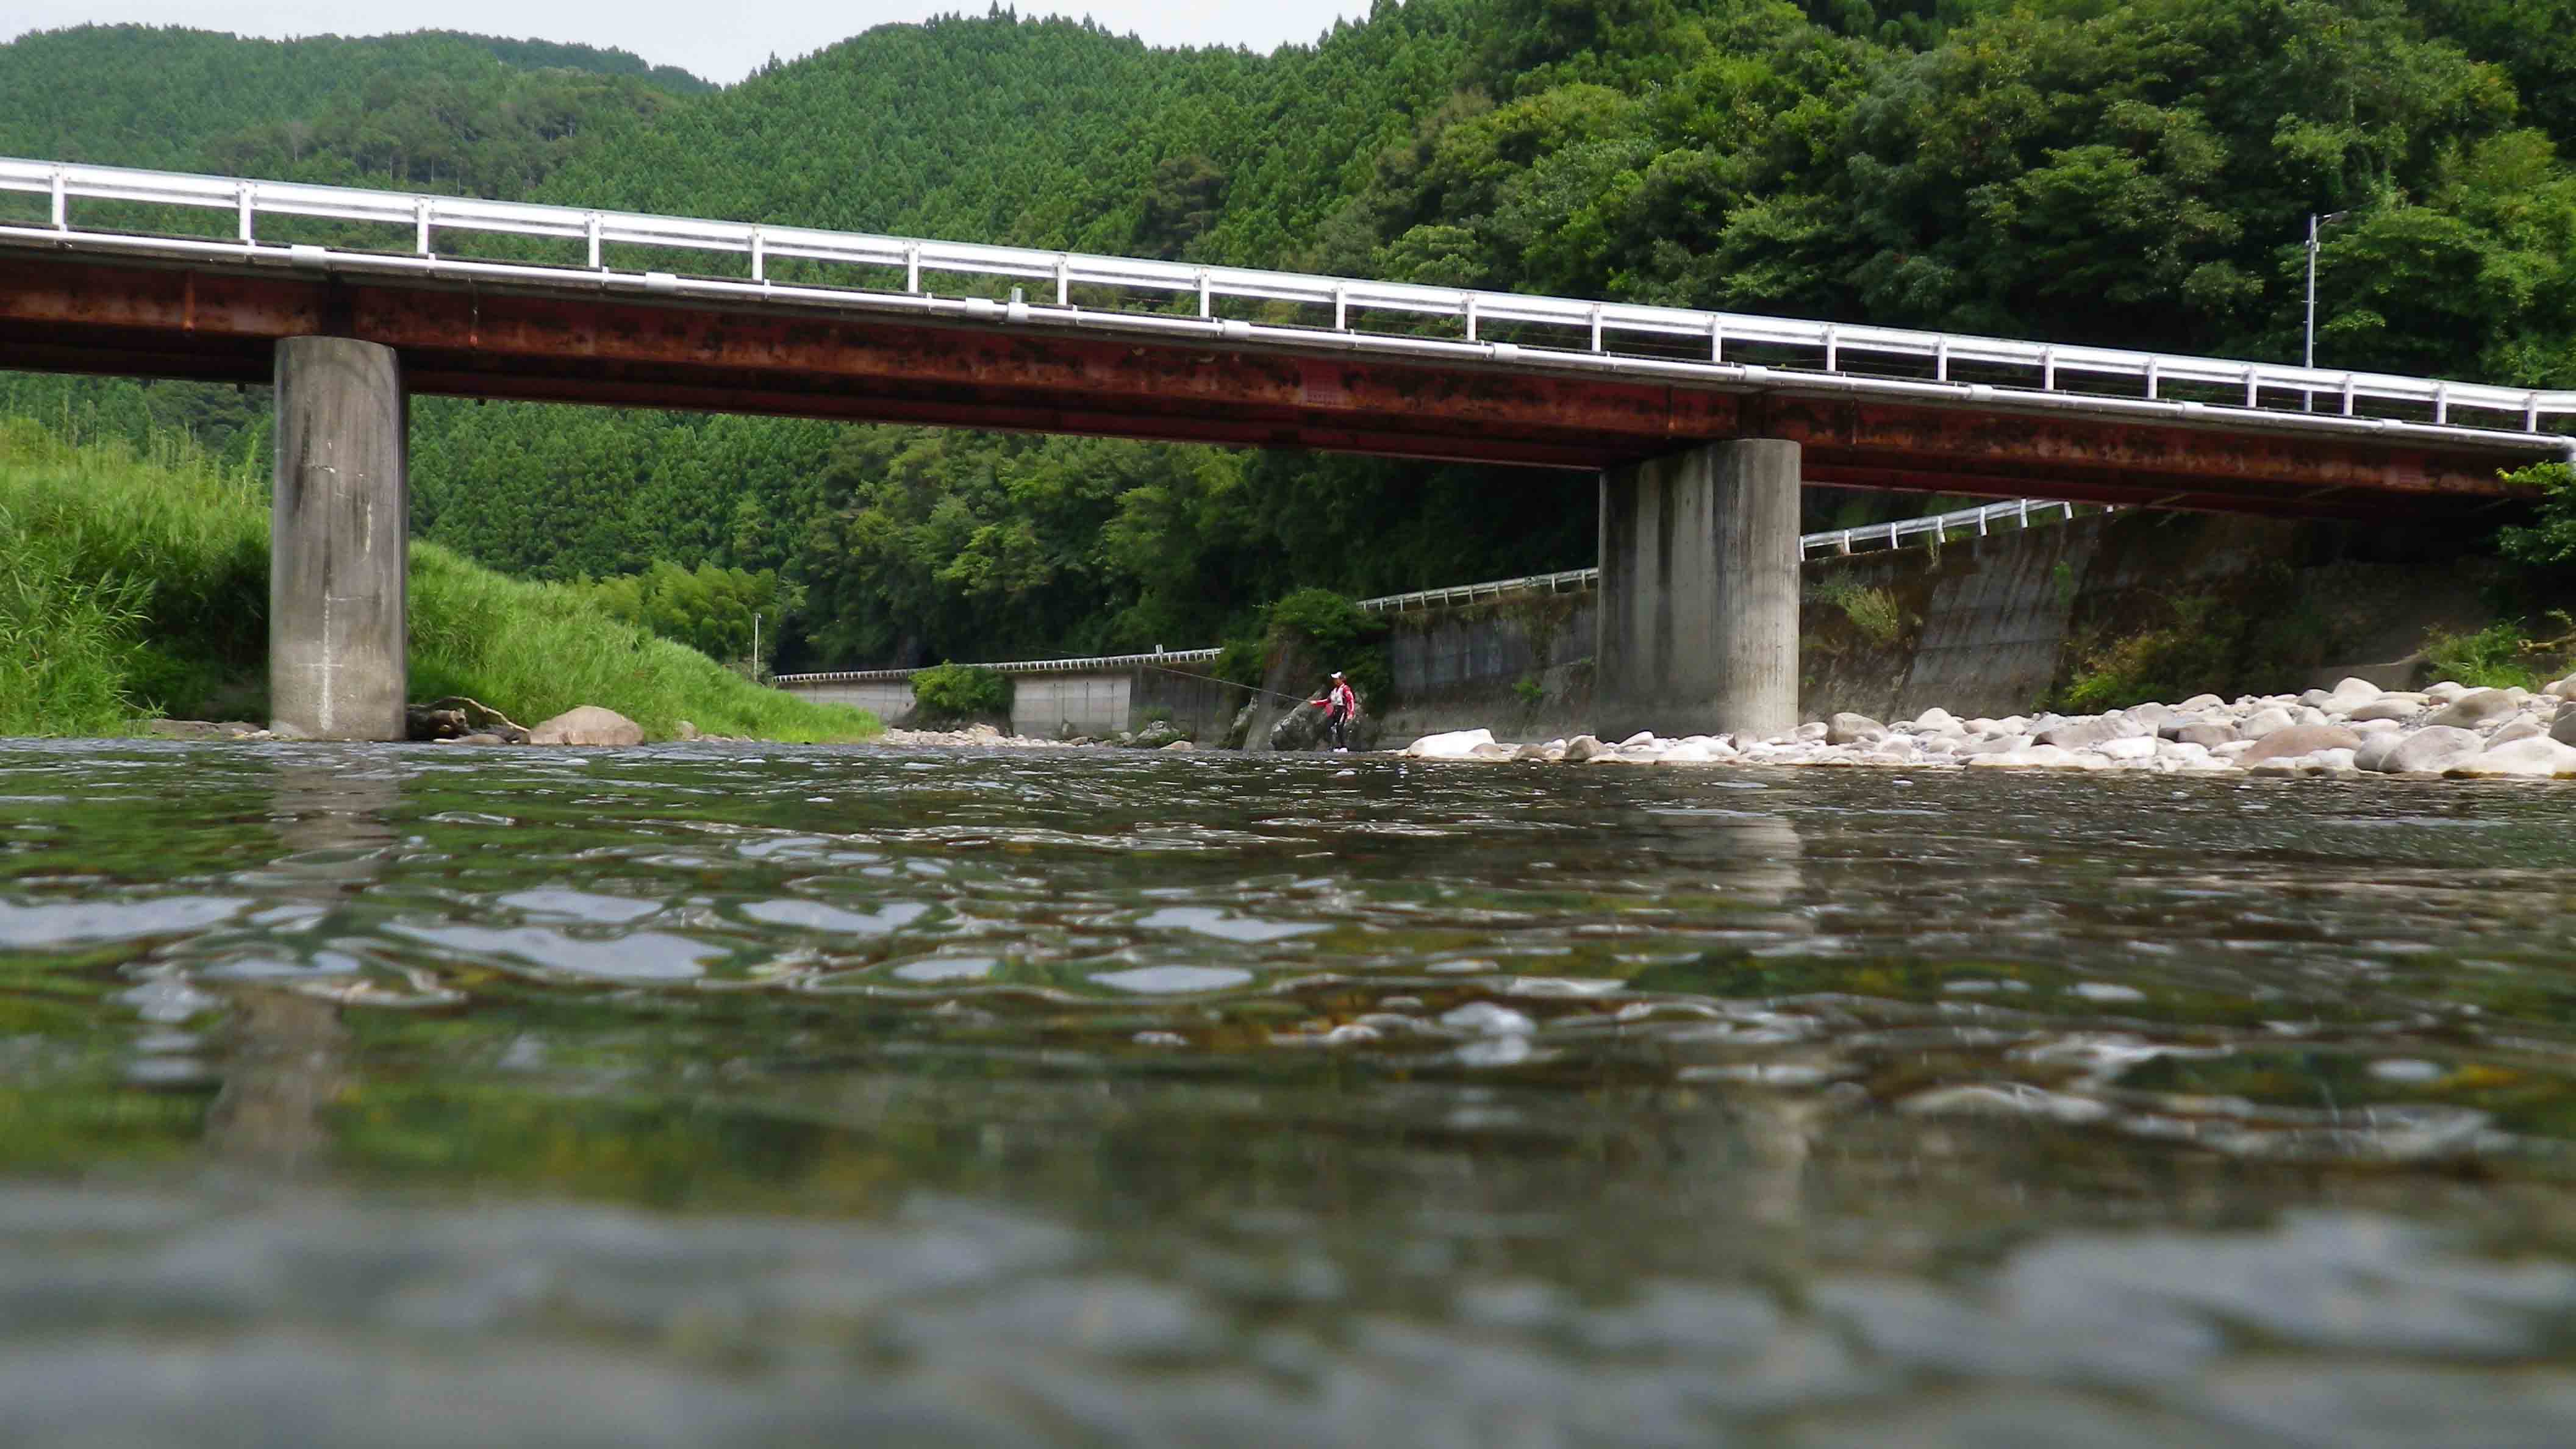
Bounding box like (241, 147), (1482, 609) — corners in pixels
(1375, 593), (1601, 744)
(788, 679), (917, 721)
(1130, 665), (1240, 741)
(787, 507), (2485, 743)
(1796, 510), (2496, 720)
(784, 661), (1242, 740)
(1378, 508), (2474, 736)
(1011, 674), (1130, 738)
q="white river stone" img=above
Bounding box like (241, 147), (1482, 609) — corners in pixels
(2449, 736), (2576, 778)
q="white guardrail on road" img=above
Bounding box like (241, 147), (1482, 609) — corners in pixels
(1354, 498), (2100, 614)
(779, 648), (1223, 687)
(778, 497), (2100, 682)
(7, 158), (2576, 451)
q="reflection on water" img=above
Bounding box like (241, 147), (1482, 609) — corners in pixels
(199, 764), (389, 1171)
(3, 740), (2576, 1444)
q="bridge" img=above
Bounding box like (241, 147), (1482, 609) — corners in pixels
(4, 159), (2571, 740)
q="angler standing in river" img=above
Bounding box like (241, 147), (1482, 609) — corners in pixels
(1311, 670), (1360, 752)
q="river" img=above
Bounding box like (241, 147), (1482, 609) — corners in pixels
(4, 739), (2575, 1445)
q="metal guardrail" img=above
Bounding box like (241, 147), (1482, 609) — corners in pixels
(1800, 496), (2096, 562)
(6, 158), (2575, 452)
(779, 647), (1220, 687)
(1353, 568), (1601, 616)
(1350, 498), (2104, 614)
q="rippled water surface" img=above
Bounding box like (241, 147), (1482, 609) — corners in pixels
(9, 739), (2576, 1445)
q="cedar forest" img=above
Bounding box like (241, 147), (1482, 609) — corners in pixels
(5, 0), (2575, 673)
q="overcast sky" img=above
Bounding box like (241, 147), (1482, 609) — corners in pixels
(3, 1), (1373, 85)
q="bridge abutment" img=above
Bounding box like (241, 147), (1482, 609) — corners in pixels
(271, 337), (409, 741)
(1597, 439), (1800, 740)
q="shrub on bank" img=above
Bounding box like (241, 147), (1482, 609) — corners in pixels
(909, 662), (1012, 724)
(2498, 463), (2576, 575)
(2419, 614), (2576, 693)
(2059, 593), (2237, 714)
(1249, 587), (1392, 704)
(2397, 463), (2576, 693)
(1808, 576), (1906, 647)
(0, 421), (878, 741)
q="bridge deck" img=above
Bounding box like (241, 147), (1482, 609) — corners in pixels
(2, 159), (2568, 518)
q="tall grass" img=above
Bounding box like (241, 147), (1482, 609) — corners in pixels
(409, 548), (873, 741)
(0, 508), (153, 735)
(0, 419), (876, 741)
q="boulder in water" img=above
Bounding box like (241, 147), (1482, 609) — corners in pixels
(2425, 689), (2519, 729)
(1221, 701), (1256, 751)
(2448, 735), (2576, 778)
(2356, 726), (2481, 774)
(1406, 729), (1497, 759)
(528, 706), (644, 747)
(1267, 700), (1332, 751)
(2238, 723), (2363, 765)
(2238, 706), (2299, 739)
(1826, 712), (1887, 745)
(2488, 717), (2547, 748)
(2034, 715), (2147, 750)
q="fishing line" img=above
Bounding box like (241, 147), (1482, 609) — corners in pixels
(1130, 659), (1314, 703)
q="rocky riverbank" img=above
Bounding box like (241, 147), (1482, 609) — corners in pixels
(878, 722), (1070, 748)
(151, 702), (659, 746)
(880, 720), (1203, 749)
(1402, 675), (2576, 779)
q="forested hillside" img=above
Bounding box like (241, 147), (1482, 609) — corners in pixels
(9, 1), (2576, 670)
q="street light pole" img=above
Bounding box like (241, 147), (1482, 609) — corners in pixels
(2303, 210), (2349, 410)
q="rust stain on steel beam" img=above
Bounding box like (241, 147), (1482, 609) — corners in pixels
(1801, 463), (2409, 521)
(363, 285), (1701, 436)
(412, 344), (1628, 449)
(1802, 454), (2419, 504)
(0, 262), (320, 340)
(1766, 395), (2505, 497)
(0, 252), (2540, 506)
(417, 366), (1633, 472)
(400, 361), (1609, 470)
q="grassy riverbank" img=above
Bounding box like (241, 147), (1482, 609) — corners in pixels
(0, 421), (878, 742)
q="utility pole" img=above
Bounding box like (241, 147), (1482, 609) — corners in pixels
(751, 612), (762, 681)
(2303, 210), (2349, 410)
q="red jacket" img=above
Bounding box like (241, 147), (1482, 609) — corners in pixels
(1313, 681), (1358, 717)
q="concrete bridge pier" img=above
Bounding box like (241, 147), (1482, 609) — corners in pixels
(1597, 439), (1800, 740)
(270, 337), (409, 741)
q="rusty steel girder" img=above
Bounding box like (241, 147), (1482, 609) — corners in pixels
(0, 249), (2541, 517)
